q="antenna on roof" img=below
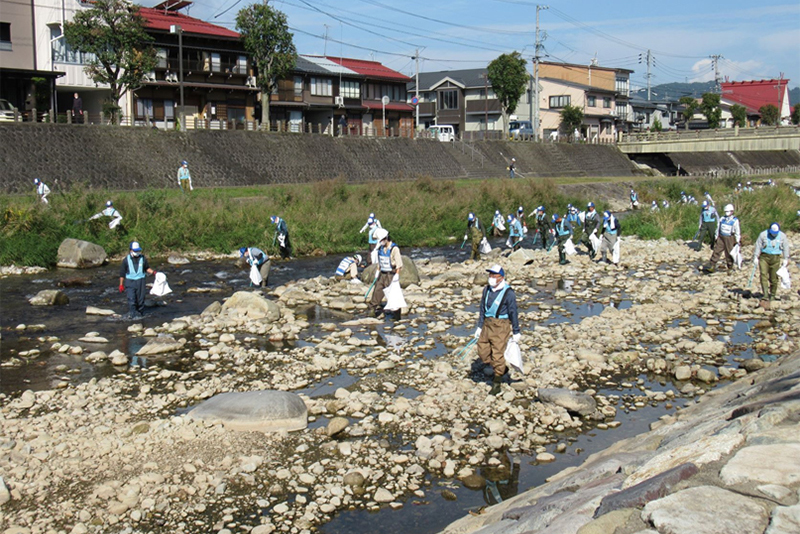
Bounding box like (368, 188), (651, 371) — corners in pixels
(323, 24), (330, 56)
(590, 53), (598, 67)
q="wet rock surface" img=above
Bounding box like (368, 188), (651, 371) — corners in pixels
(56, 238), (107, 269)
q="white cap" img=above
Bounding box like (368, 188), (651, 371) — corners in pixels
(486, 264), (505, 277)
(724, 204), (734, 213)
(373, 228), (388, 242)
(130, 241), (141, 251)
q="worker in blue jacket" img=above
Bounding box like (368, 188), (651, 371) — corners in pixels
(270, 215), (292, 259)
(553, 213), (573, 265)
(118, 241), (156, 320)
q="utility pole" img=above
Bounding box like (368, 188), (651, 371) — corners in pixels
(483, 73), (489, 138)
(412, 48), (420, 136)
(710, 54), (723, 93)
(645, 50), (652, 101)
(774, 73), (785, 124)
(533, 4), (548, 142)
(323, 24), (330, 56)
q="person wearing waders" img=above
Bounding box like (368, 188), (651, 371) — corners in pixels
(119, 241), (156, 320)
(89, 200), (123, 229)
(581, 202), (600, 258)
(753, 223), (791, 306)
(507, 214), (524, 250)
(696, 201), (719, 250)
(335, 254), (363, 281)
(553, 213), (573, 265)
(33, 178), (50, 204)
(629, 189), (639, 210)
(369, 228), (403, 318)
(535, 206), (551, 249)
(177, 161), (192, 193)
(240, 246), (271, 287)
(508, 158), (516, 179)
(599, 211), (620, 265)
(706, 204), (740, 273)
(464, 212), (486, 260)
(270, 215), (292, 259)
(475, 265), (520, 396)
(491, 210), (506, 237)
(516, 206), (527, 233)
(566, 204), (582, 245)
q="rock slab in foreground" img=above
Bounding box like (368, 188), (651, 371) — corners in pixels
(538, 387), (597, 416)
(29, 289), (69, 306)
(189, 390), (307, 433)
(57, 238), (107, 269)
(222, 291), (281, 321)
(136, 334), (183, 356)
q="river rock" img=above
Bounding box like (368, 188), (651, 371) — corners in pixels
(109, 350), (128, 366)
(57, 238), (107, 269)
(538, 387), (597, 416)
(58, 276), (92, 287)
(136, 334), (183, 356)
(720, 444), (800, 486)
(343, 471), (365, 488)
(327, 417), (349, 437)
(29, 290), (69, 306)
(508, 248), (536, 264)
(202, 301), (222, 316)
(188, 390), (307, 433)
(693, 341), (725, 356)
(86, 306), (114, 316)
(0, 476), (10, 506)
(360, 255), (420, 288)
(373, 488), (394, 503)
(167, 255), (190, 265)
(222, 291), (281, 321)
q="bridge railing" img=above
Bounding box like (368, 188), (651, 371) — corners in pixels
(622, 125), (800, 143)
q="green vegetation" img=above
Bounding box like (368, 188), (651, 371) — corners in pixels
(758, 104), (780, 126)
(700, 93), (722, 129)
(487, 52), (528, 137)
(2, 174), (797, 267)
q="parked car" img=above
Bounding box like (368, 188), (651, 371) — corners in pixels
(0, 99), (18, 122)
(509, 120), (533, 139)
(428, 124), (455, 142)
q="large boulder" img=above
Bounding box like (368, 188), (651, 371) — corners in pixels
(188, 390), (307, 433)
(360, 255), (420, 288)
(29, 289), (69, 306)
(538, 387), (597, 416)
(57, 238), (107, 269)
(222, 291), (281, 321)
(136, 334), (184, 356)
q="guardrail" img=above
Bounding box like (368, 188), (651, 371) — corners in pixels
(622, 125), (800, 143)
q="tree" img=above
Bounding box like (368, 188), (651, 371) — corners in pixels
(679, 96), (699, 130)
(487, 52), (528, 137)
(64, 0), (156, 123)
(730, 104), (747, 128)
(759, 104), (780, 126)
(652, 116), (663, 132)
(559, 105), (584, 138)
(792, 104), (800, 126)
(700, 93), (722, 129)
(236, 2), (296, 130)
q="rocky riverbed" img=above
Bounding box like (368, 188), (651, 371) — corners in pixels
(1, 236), (798, 534)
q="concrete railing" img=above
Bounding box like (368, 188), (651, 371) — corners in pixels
(619, 125), (800, 153)
(622, 125), (799, 143)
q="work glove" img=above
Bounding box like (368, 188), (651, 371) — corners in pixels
(189, 185), (193, 191)
(512, 333), (521, 343)
(119, 283), (124, 293)
(474, 327), (482, 339)
(392, 273), (399, 283)
(463, 234), (468, 241)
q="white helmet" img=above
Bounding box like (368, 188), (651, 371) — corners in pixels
(355, 254), (362, 264)
(373, 228), (389, 242)
(724, 204), (734, 215)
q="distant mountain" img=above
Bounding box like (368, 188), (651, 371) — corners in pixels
(632, 81), (716, 101)
(789, 87), (799, 107)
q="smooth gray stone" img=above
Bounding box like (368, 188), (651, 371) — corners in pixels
(136, 334), (182, 356)
(29, 289), (69, 306)
(538, 387), (597, 416)
(189, 390), (307, 433)
(57, 238), (107, 269)
(594, 463), (699, 517)
(221, 291), (281, 321)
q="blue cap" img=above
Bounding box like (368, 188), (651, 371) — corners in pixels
(239, 247), (247, 257)
(702, 200), (709, 208)
(270, 216), (277, 224)
(130, 241), (141, 252)
(552, 214), (560, 222)
(518, 206), (524, 213)
(681, 191), (685, 195)
(106, 200), (113, 207)
(768, 223), (780, 236)
(603, 211), (611, 220)
(507, 214), (513, 222)
(367, 216), (374, 224)
(34, 178), (40, 184)
(181, 160), (188, 166)
(468, 212), (475, 221)
(369, 212), (375, 218)
(486, 264), (505, 277)
(587, 202), (594, 208)
(495, 209), (500, 215)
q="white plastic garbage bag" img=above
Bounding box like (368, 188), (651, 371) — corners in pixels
(370, 247), (379, 265)
(612, 238), (621, 264)
(564, 237), (576, 256)
(523, 226), (528, 234)
(384, 279), (407, 312)
(108, 218), (121, 230)
(150, 272), (172, 296)
(731, 244), (743, 270)
(589, 233), (601, 253)
(777, 266), (791, 289)
(504, 338), (524, 374)
(480, 237), (492, 255)
(496, 221), (506, 232)
(249, 263), (262, 286)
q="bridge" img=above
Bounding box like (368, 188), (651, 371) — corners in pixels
(618, 126), (800, 154)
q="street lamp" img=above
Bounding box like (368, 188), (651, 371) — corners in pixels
(381, 95), (389, 136)
(170, 24), (185, 130)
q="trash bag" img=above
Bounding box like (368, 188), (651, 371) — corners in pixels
(777, 266), (791, 290)
(384, 279), (407, 311)
(504, 338), (524, 374)
(589, 233), (601, 253)
(150, 272), (172, 296)
(731, 244), (743, 270)
(612, 238), (621, 264)
(496, 221), (506, 232)
(249, 263), (262, 285)
(523, 226), (528, 234)
(108, 218), (121, 230)
(564, 238), (576, 256)
(480, 237), (492, 255)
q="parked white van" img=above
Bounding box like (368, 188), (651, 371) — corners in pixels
(428, 124), (455, 142)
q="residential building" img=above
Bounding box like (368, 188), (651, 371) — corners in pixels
(539, 78), (617, 142)
(630, 97), (678, 131)
(0, 0), (63, 113)
(721, 79), (792, 126)
(270, 55), (413, 135)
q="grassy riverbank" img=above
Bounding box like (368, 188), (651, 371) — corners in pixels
(1, 174), (797, 266)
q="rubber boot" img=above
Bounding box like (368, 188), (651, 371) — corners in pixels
(489, 374), (502, 396)
(559, 249), (567, 265)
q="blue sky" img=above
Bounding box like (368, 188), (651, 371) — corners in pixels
(157, 0), (800, 91)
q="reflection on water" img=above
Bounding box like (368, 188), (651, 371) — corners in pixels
(481, 452), (521, 506)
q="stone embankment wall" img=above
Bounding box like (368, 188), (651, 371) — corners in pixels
(0, 124), (640, 193)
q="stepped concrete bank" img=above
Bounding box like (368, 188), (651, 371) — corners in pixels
(0, 124), (639, 193)
(440, 349), (800, 534)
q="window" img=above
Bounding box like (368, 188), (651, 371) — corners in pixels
(156, 48), (168, 69)
(236, 55), (247, 74)
(311, 77), (332, 96)
(340, 80), (360, 99)
(50, 25), (95, 64)
(616, 101), (628, 118)
(136, 98), (153, 118)
(0, 22), (10, 50)
(603, 97), (611, 108)
(164, 100), (174, 120)
(293, 76), (303, 96)
(549, 95), (571, 108)
(615, 76), (629, 96)
(587, 96), (596, 107)
(439, 89), (458, 110)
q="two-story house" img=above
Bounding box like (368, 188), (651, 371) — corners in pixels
(539, 78), (618, 142)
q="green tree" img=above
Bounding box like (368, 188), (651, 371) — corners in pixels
(700, 92), (722, 129)
(792, 104), (800, 126)
(487, 52), (528, 137)
(64, 0), (156, 123)
(730, 104), (747, 128)
(679, 96), (699, 130)
(559, 104), (584, 138)
(652, 116), (663, 132)
(236, 2), (296, 130)
(759, 104), (780, 126)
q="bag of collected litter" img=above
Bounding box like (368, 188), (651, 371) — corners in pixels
(504, 338), (524, 374)
(384, 279), (407, 311)
(731, 244), (743, 270)
(612, 238), (621, 264)
(564, 238), (576, 256)
(777, 266), (791, 289)
(249, 263), (262, 285)
(150, 272), (172, 296)
(480, 237), (492, 255)
(589, 233), (601, 253)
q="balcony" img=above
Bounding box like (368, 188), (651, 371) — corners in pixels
(154, 57), (249, 78)
(465, 98), (501, 115)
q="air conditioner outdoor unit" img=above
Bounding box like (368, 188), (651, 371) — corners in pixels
(334, 96), (344, 107)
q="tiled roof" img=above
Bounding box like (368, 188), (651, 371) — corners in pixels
(412, 68), (489, 91)
(299, 56), (359, 76)
(322, 57), (412, 82)
(139, 7), (240, 39)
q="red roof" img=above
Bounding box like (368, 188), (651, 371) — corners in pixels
(721, 79), (789, 114)
(139, 7), (240, 39)
(323, 57), (412, 82)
